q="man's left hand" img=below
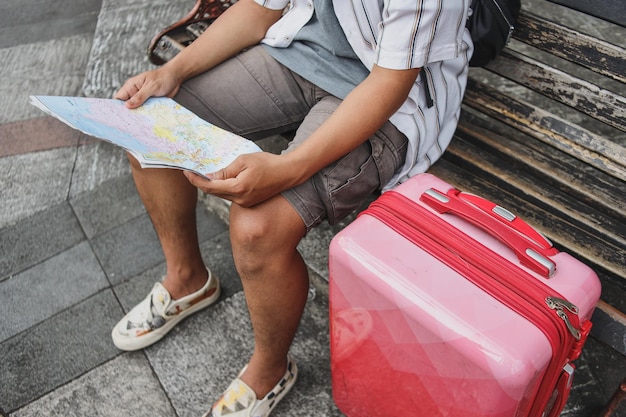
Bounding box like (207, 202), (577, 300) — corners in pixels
(184, 152), (301, 207)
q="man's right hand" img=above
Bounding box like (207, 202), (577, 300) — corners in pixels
(114, 67), (181, 109)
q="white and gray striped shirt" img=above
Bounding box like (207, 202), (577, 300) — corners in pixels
(255, 0), (473, 189)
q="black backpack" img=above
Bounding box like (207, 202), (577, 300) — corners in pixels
(466, 0), (522, 67)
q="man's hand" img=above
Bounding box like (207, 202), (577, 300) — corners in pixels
(184, 152), (302, 207)
(114, 67), (181, 109)
(114, 0), (283, 110)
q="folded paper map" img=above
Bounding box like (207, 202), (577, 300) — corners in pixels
(30, 95), (262, 176)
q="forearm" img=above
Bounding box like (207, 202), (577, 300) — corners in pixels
(283, 65), (420, 185)
(165, 0), (283, 83)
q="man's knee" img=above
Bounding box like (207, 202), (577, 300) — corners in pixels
(229, 199), (305, 276)
(230, 207), (274, 252)
(230, 207), (276, 275)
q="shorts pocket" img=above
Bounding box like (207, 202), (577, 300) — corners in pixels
(324, 141), (381, 222)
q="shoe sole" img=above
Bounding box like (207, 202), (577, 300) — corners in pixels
(112, 275), (221, 351)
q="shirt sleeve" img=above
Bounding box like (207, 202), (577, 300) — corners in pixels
(256, 0), (316, 47)
(333, 0), (468, 71)
(376, 0), (467, 69)
(253, 0), (291, 10)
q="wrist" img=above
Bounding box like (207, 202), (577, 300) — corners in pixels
(281, 148), (320, 186)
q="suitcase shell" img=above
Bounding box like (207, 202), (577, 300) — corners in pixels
(329, 173), (601, 417)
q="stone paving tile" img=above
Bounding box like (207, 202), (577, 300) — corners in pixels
(0, 148), (77, 228)
(68, 141), (131, 198)
(0, 116), (83, 158)
(112, 232), (241, 316)
(0, 0), (102, 49)
(197, 232), (243, 300)
(10, 352), (176, 417)
(89, 213), (163, 284)
(0, 290), (122, 413)
(70, 174), (144, 239)
(563, 336), (626, 416)
(0, 241), (108, 342)
(0, 201), (84, 280)
(0, 35), (94, 124)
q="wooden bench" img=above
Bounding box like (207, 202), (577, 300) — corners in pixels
(433, 1), (626, 413)
(147, 0), (626, 413)
(432, 0), (626, 355)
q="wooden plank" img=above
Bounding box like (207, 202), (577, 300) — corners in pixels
(485, 50), (626, 132)
(456, 113), (626, 221)
(463, 79), (626, 181)
(591, 300), (626, 356)
(512, 12), (626, 83)
(548, 0), (626, 28)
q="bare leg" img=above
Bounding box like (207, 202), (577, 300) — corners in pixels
(229, 194), (309, 398)
(128, 154), (208, 298)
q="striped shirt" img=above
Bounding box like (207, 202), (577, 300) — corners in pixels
(255, 0), (473, 189)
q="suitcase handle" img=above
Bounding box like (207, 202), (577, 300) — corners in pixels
(420, 187), (558, 277)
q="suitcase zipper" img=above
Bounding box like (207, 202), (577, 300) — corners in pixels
(364, 191), (583, 417)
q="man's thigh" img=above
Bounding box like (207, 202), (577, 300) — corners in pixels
(174, 45), (315, 140)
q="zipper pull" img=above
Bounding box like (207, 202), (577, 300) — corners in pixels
(546, 296), (579, 314)
(545, 297), (581, 340)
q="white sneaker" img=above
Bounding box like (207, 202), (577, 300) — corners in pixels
(112, 269), (220, 351)
(207, 355), (298, 417)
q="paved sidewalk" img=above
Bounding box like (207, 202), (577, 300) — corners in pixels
(1, 0), (624, 416)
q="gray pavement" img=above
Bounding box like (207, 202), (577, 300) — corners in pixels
(0, 0), (625, 416)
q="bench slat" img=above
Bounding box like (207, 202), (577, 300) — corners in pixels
(512, 12), (626, 83)
(591, 300), (626, 356)
(463, 79), (626, 182)
(548, 0), (626, 28)
(456, 113), (626, 221)
(485, 49), (626, 132)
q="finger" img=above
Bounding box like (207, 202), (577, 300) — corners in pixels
(187, 176), (239, 202)
(113, 86), (132, 101)
(206, 169), (226, 181)
(184, 171), (215, 190)
(125, 86), (150, 109)
(183, 171), (203, 184)
(113, 76), (142, 101)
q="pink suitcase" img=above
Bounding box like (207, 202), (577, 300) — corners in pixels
(329, 173), (601, 417)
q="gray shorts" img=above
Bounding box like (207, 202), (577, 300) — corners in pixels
(175, 46), (408, 231)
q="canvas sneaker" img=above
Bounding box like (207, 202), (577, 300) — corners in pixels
(207, 355), (298, 417)
(112, 269), (220, 351)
